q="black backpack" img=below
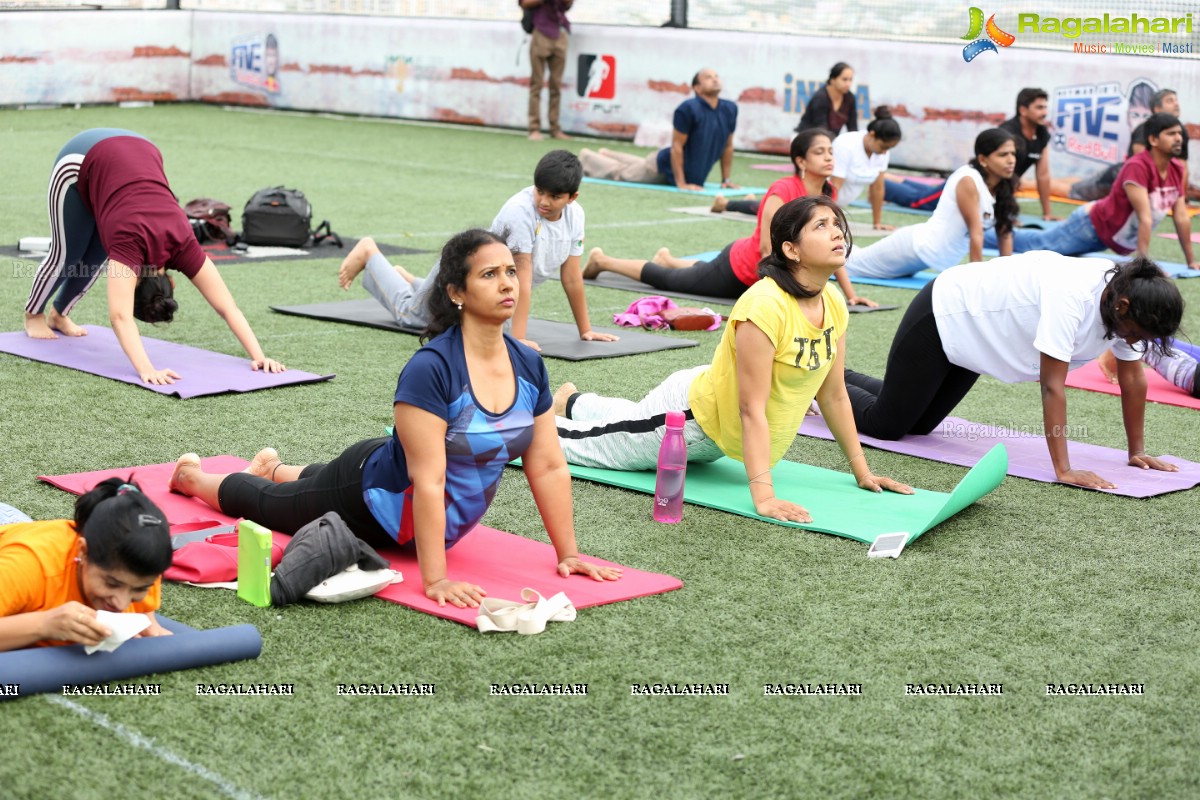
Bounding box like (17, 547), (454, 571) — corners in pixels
(241, 187), (342, 248)
(519, 0), (535, 34)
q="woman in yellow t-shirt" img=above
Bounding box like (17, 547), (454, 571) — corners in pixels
(555, 196), (911, 523)
(0, 478), (173, 651)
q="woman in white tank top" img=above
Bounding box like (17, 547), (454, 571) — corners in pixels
(844, 128), (1019, 280)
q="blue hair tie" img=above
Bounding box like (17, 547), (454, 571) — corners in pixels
(117, 483), (139, 496)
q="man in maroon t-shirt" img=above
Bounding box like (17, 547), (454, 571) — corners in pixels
(1007, 113), (1198, 270)
(23, 129), (284, 384)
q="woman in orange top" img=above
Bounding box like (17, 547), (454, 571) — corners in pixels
(0, 478), (173, 651)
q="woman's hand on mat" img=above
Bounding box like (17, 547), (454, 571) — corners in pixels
(519, 338), (542, 352)
(140, 367), (182, 385)
(848, 295), (879, 308)
(1055, 468), (1117, 490)
(1128, 453), (1179, 473)
(754, 497), (812, 524)
(857, 473), (914, 495)
(679, 183), (705, 192)
(426, 579), (487, 608)
(42, 602), (111, 646)
(1189, 261), (1200, 271)
(252, 357), (287, 373)
(872, 223), (896, 232)
(557, 556), (623, 582)
(1042, 214), (1063, 222)
(720, 180), (741, 190)
(580, 330), (620, 343)
(137, 619), (173, 638)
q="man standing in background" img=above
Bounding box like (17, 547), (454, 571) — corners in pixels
(522, 0), (574, 141)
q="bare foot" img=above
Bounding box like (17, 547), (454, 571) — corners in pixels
(24, 312), (57, 339)
(553, 382), (578, 417)
(710, 195), (728, 213)
(528, 131), (544, 141)
(550, 131), (572, 141)
(651, 247), (681, 268)
(338, 237), (379, 290)
(1098, 348), (1119, 384)
(169, 453), (201, 495)
(244, 447), (281, 480)
(583, 248), (605, 280)
(46, 307), (87, 337)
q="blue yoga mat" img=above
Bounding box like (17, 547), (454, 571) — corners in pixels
(981, 247), (1199, 279)
(851, 199), (1054, 228)
(582, 177), (769, 198)
(0, 616), (263, 699)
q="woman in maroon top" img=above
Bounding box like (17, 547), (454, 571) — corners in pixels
(23, 129), (284, 385)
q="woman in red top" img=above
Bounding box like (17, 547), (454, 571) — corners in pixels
(582, 129), (874, 304)
(23, 128), (284, 385)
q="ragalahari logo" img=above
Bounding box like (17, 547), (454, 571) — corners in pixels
(577, 54), (616, 99)
(961, 7), (1016, 62)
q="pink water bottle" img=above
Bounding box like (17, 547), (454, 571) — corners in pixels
(653, 411), (688, 523)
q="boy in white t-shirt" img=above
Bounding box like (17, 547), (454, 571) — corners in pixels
(337, 150), (617, 350)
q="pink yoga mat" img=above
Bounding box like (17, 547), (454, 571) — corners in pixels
(1157, 232), (1200, 244)
(0, 326), (334, 398)
(799, 415), (1200, 498)
(1065, 360), (1200, 411)
(41, 459), (682, 626)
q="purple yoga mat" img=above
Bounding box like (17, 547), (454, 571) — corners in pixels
(0, 325), (334, 399)
(799, 415), (1200, 498)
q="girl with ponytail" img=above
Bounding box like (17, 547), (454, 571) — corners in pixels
(0, 478), (173, 651)
(557, 196), (912, 525)
(843, 252), (1185, 489)
(844, 128), (1017, 280)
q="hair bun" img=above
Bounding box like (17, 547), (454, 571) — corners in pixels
(873, 106), (892, 120)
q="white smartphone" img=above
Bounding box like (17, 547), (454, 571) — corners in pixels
(867, 532), (910, 559)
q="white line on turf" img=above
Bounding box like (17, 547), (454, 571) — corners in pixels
(46, 696), (268, 800)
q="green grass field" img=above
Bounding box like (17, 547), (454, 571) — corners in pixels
(0, 104), (1198, 800)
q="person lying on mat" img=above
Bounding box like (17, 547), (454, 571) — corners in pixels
(582, 130), (875, 307)
(0, 479), (173, 651)
(842, 252), (1184, 490)
(337, 149), (617, 352)
(843, 128), (1017, 281)
(1000, 113), (1199, 270)
(1097, 338), (1200, 398)
(22, 128), (284, 385)
(554, 196), (911, 524)
(172, 229), (622, 608)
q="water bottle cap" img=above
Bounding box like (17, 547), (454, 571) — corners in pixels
(665, 410), (686, 430)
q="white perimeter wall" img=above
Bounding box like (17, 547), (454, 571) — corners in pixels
(2, 11), (1197, 177)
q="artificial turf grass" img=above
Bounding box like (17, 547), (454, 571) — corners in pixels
(1, 105), (1199, 800)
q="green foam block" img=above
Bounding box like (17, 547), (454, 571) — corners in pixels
(551, 444), (1008, 545)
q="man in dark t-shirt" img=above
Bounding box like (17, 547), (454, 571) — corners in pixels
(1001, 87), (1056, 220)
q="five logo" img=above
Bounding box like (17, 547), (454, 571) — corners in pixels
(577, 54), (616, 99)
(961, 7), (1016, 62)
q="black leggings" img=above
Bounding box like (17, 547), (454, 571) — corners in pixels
(844, 281), (980, 439)
(217, 438), (393, 547)
(725, 199), (761, 216)
(638, 243), (749, 299)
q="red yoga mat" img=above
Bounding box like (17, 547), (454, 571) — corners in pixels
(1065, 361), (1200, 411)
(40, 459), (683, 626)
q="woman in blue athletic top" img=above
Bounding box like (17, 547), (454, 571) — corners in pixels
(170, 229), (621, 608)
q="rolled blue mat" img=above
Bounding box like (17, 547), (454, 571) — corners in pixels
(0, 617), (262, 700)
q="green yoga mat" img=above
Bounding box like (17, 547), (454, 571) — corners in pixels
(549, 444), (1007, 545)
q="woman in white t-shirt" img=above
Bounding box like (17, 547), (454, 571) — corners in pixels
(844, 128), (1018, 279)
(831, 108), (903, 231)
(843, 252), (1184, 489)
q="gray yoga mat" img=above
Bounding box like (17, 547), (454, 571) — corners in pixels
(270, 299), (698, 361)
(566, 271), (898, 313)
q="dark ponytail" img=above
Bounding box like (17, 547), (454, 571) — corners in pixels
(74, 478), (172, 577)
(866, 106), (901, 143)
(1100, 257), (1184, 356)
(970, 128), (1019, 237)
(421, 228), (508, 342)
(133, 271), (178, 324)
(790, 128), (835, 196)
(758, 196), (852, 300)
